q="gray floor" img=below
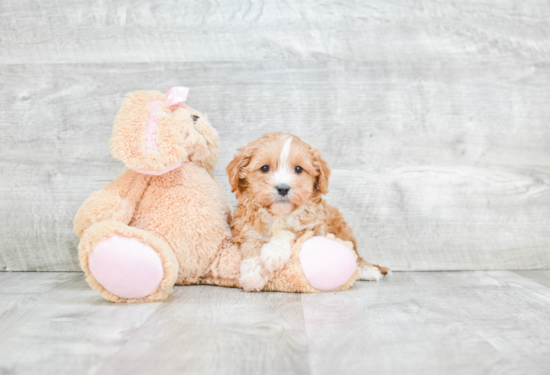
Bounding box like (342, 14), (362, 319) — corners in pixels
(1, 271), (550, 375)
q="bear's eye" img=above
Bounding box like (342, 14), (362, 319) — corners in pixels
(192, 115), (199, 123)
(261, 165), (270, 173)
(295, 166), (303, 174)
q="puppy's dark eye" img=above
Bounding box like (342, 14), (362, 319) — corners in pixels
(261, 165), (270, 173)
(192, 115), (199, 122)
(295, 166), (303, 174)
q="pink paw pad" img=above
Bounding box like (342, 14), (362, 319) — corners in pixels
(299, 236), (357, 291)
(89, 235), (164, 299)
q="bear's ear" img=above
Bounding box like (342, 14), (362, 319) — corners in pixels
(110, 91), (187, 174)
(226, 145), (254, 193)
(312, 148), (330, 195)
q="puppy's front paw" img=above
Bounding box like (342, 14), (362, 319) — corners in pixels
(239, 257), (269, 292)
(259, 243), (289, 273)
(260, 230), (295, 273)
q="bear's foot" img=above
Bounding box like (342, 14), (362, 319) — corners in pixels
(260, 232), (360, 293)
(298, 236), (358, 291)
(89, 235), (164, 299)
(78, 220), (179, 303)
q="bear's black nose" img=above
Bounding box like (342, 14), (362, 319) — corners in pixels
(276, 185), (290, 196)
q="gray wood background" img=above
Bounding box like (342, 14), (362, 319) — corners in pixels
(1, 0), (549, 271)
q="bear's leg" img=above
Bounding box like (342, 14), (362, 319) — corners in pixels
(78, 220), (179, 303)
(262, 232), (360, 293)
(198, 239), (242, 288)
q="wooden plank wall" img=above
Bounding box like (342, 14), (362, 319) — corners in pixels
(1, 0), (549, 271)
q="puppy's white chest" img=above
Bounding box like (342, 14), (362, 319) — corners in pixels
(260, 208), (306, 236)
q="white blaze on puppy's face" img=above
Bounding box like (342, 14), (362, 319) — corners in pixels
(272, 137), (294, 190)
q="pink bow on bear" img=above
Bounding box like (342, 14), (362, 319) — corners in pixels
(165, 86), (189, 107)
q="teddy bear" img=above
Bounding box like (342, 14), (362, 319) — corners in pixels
(74, 87), (360, 303)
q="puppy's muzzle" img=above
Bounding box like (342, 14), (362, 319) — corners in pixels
(276, 184), (290, 197)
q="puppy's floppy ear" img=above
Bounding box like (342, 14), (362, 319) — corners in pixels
(312, 148), (331, 194)
(226, 146), (253, 193)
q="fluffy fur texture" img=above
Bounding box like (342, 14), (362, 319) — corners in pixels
(75, 91), (241, 302)
(75, 91), (361, 303)
(227, 132), (389, 291)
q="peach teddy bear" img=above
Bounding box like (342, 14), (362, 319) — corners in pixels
(74, 87), (360, 303)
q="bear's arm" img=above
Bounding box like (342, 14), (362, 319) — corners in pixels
(74, 169), (150, 237)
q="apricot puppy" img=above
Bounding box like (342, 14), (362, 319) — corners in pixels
(227, 132), (389, 292)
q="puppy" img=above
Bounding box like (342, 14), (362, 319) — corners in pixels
(226, 132), (389, 291)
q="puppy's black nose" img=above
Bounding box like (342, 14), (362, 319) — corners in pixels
(276, 185), (290, 196)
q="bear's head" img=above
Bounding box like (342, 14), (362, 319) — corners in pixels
(110, 88), (219, 175)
